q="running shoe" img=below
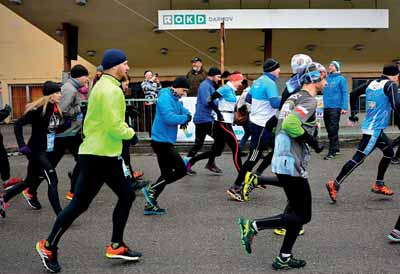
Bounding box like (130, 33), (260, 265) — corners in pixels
(132, 179), (149, 191)
(144, 203), (166, 216)
(388, 229), (400, 243)
(132, 170), (144, 180)
(205, 163), (223, 174)
(237, 218), (257, 254)
(141, 185), (156, 207)
(106, 243), (142, 261)
(227, 186), (244, 202)
(3, 177), (22, 190)
(0, 195), (9, 218)
(323, 154), (336, 160)
(65, 191), (74, 201)
(335, 149), (342, 155)
(326, 180), (338, 203)
(183, 157), (196, 175)
(243, 172), (260, 201)
(371, 184), (394, 196)
(22, 188), (42, 209)
(391, 157), (400, 165)
(273, 228), (305, 236)
(272, 255), (306, 270)
(36, 240), (61, 273)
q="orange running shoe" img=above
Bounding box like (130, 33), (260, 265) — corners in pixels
(326, 180), (338, 203)
(36, 239), (61, 273)
(371, 184), (394, 196)
(132, 170), (144, 180)
(65, 191), (74, 201)
(106, 243), (142, 261)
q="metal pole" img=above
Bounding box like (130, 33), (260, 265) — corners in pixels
(220, 21), (225, 84)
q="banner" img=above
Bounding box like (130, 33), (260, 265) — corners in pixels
(158, 9), (388, 30)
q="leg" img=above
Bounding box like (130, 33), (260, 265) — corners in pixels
(219, 123), (242, 172)
(66, 135), (82, 193)
(323, 109), (336, 156)
(239, 121), (251, 151)
(47, 155), (105, 248)
(330, 108), (341, 155)
(103, 157), (136, 244)
(375, 133), (394, 185)
(0, 133), (10, 181)
(187, 122), (209, 158)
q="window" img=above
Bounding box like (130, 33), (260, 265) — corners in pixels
(9, 84), (43, 119)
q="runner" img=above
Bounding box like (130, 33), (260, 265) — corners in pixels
(238, 62), (326, 270)
(0, 81), (65, 217)
(141, 76), (191, 215)
(35, 49), (141, 273)
(185, 67), (222, 175)
(186, 71), (244, 175)
(326, 64), (400, 203)
(388, 215), (400, 242)
(227, 59), (281, 202)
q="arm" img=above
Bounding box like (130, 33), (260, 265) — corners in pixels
(60, 87), (81, 118)
(104, 91), (135, 140)
(0, 105), (11, 122)
(141, 80), (156, 92)
(349, 81), (368, 118)
(14, 109), (36, 148)
(384, 81), (400, 119)
(341, 76), (349, 111)
(266, 83), (281, 109)
(158, 95), (190, 126)
(208, 90), (223, 121)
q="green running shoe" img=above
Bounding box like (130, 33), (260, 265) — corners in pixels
(243, 172), (259, 201)
(141, 185), (156, 207)
(237, 218), (257, 254)
(272, 255), (306, 270)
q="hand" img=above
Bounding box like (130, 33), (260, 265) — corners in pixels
(4, 104), (11, 114)
(19, 145), (31, 155)
(217, 114), (224, 122)
(341, 109), (348, 115)
(346, 120), (355, 128)
(129, 134), (139, 146)
(186, 114), (192, 123)
(313, 143), (324, 154)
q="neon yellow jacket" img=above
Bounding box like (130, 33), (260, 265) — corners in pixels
(79, 74), (134, 156)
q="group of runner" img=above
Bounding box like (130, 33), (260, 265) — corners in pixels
(0, 48), (399, 272)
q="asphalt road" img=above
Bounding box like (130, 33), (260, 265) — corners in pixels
(0, 149), (399, 274)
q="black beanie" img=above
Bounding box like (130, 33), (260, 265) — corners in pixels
(43, 81), (61, 96)
(208, 67), (221, 76)
(383, 64), (399, 76)
(172, 76), (190, 89)
(263, 58), (280, 72)
(71, 65), (89, 78)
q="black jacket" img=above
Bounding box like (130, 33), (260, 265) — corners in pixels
(14, 103), (64, 152)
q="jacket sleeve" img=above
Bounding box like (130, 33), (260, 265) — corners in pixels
(282, 96), (317, 138)
(141, 80), (157, 93)
(14, 109), (36, 148)
(60, 86), (81, 118)
(384, 81), (400, 119)
(0, 107), (11, 122)
(341, 76), (349, 110)
(105, 90), (134, 140)
(158, 95), (189, 126)
(208, 90), (223, 120)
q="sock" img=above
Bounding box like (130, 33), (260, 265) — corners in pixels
(111, 242), (121, 249)
(280, 253), (291, 260)
(376, 180), (384, 187)
(333, 180), (340, 189)
(252, 221), (259, 232)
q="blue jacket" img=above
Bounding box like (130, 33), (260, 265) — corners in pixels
(151, 88), (190, 144)
(323, 73), (348, 110)
(193, 79), (216, 124)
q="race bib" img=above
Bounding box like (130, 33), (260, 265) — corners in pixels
(47, 133), (55, 152)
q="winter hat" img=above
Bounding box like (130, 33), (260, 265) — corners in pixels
(71, 65), (89, 79)
(101, 49), (127, 70)
(228, 71), (244, 81)
(43, 81), (61, 96)
(172, 76), (190, 89)
(263, 58), (280, 72)
(208, 67), (221, 76)
(191, 57), (202, 63)
(383, 64), (399, 76)
(330, 61), (341, 72)
(96, 65), (104, 72)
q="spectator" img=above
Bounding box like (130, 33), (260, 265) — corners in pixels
(186, 57), (207, 97)
(323, 60), (348, 160)
(141, 70), (161, 136)
(92, 65), (103, 87)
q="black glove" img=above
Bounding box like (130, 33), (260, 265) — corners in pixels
(129, 133), (139, 146)
(237, 105), (248, 113)
(186, 114), (192, 123)
(3, 104), (11, 114)
(295, 130), (324, 153)
(349, 113), (359, 123)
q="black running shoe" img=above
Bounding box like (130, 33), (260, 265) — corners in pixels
(106, 243), (142, 261)
(272, 255), (306, 270)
